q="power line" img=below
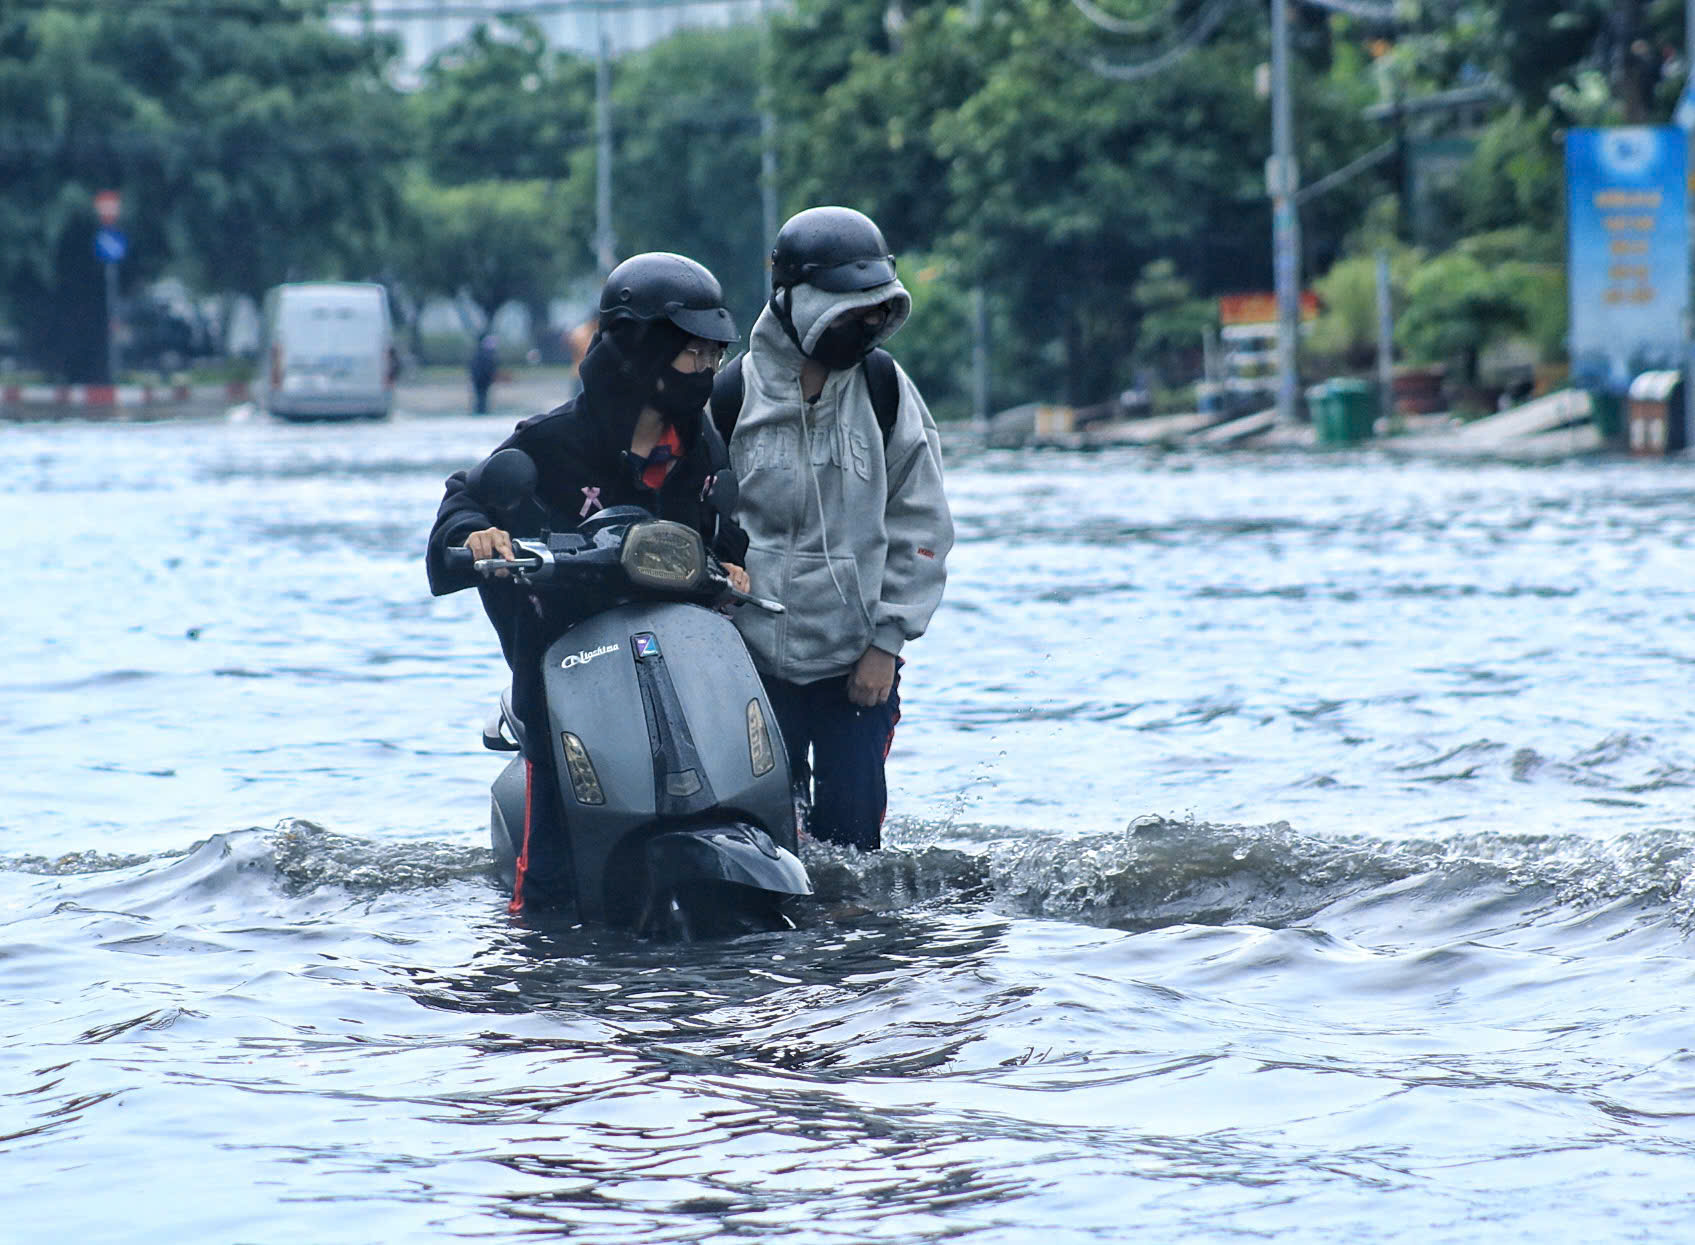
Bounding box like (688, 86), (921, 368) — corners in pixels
(1298, 0), (1398, 23)
(1067, 0), (1188, 38)
(1294, 138), (1395, 204)
(1076, 0), (1243, 82)
(2, 0), (320, 20)
(352, 0), (754, 16)
(1, 0), (749, 21)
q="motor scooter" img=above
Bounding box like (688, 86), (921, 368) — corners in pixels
(445, 448), (811, 938)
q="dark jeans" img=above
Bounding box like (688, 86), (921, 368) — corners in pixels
(760, 667), (902, 850)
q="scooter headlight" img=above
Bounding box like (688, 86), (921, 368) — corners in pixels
(560, 731), (605, 805)
(620, 521), (707, 591)
(747, 698), (776, 777)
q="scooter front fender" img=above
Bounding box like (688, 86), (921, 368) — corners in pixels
(645, 824), (813, 896)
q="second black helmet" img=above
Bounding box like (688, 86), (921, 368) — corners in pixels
(599, 252), (737, 343)
(770, 206), (896, 294)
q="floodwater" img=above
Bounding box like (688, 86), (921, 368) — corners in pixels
(5, 408), (1695, 1243)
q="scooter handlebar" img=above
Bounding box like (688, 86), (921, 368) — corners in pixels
(713, 579), (786, 614)
(446, 542), (547, 578)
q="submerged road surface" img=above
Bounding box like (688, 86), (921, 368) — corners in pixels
(5, 409), (1695, 1242)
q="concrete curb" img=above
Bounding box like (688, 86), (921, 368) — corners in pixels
(2, 381), (251, 418)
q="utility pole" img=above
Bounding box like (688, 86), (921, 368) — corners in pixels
(594, 9), (616, 275)
(1269, 0), (1302, 424)
(758, 0), (778, 291)
(969, 0), (990, 427)
(1375, 250), (1394, 424)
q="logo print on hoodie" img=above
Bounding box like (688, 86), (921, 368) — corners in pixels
(807, 421), (872, 482)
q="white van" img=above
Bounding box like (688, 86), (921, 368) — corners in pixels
(259, 282), (395, 420)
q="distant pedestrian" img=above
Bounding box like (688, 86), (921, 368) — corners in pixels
(469, 334), (499, 415)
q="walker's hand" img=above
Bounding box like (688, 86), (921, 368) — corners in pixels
(722, 562), (751, 594)
(466, 526), (515, 576)
(847, 646), (896, 707)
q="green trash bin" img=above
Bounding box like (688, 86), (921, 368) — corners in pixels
(1312, 378), (1374, 444)
(1326, 378), (1375, 444)
(1588, 388), (1624, 445)
(1307, 381), (1336, 441)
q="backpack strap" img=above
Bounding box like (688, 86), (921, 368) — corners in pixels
(709, 354), (745, 445)
(862, 347), (900, 447)
(710, 348), (899, 447)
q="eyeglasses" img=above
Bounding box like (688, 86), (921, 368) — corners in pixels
(677, 342), (727, 374)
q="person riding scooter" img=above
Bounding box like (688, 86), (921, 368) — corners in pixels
(425, 252), (749, 912)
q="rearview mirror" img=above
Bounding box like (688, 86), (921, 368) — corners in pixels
(466, 448), (538, 517)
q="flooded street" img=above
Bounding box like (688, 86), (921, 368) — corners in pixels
(5, 409), (1695, 1242)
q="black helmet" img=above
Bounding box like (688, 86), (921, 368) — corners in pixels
(770, 206), (896, 294)
(599, 252), (737, 343)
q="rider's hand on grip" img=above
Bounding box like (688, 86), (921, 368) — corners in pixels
(466, 527), (515, 577)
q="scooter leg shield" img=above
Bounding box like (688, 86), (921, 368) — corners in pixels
(489, 755), (526, 890)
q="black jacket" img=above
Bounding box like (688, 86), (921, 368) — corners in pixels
(425, 331), (748, 731)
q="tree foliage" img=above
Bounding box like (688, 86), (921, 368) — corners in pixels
(397, 176), (580, 334)
(0, 0), (411, 379)
(609, 26), (769, 327)
(3, 0), (1685, 395)
(413, 18), (594, 186)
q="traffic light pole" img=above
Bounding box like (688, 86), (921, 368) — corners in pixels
(104, 259), (120, 385)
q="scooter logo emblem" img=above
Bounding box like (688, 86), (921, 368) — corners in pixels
(560, 643), (619, 670)
(633, 633), (660, 660)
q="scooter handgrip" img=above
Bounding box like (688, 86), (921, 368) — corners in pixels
(729, 588), (785, 614)
(444, 546), (475, 570)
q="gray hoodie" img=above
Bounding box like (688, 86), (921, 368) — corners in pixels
(728, 282), (954, 684)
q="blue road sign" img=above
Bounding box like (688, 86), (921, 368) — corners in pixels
(94, 228), (127, 265)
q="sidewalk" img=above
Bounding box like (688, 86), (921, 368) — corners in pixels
(1, 380), (252, 420)
(0, 371), (580, 422)
(395, 372), (577, 418)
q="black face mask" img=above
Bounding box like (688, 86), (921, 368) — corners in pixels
(651, 366), (714, 419)
(809, 317), (878, 370)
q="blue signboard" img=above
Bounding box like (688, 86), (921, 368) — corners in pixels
(1565, 127), (1689, 393)
(94, 227), (127, 264)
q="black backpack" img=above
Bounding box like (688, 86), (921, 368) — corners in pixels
(711, 348), (900, 449)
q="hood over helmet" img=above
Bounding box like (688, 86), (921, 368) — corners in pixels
(768, 207), (909, 367)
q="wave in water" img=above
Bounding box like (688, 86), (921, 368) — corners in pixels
(8, 815), (1694, 937)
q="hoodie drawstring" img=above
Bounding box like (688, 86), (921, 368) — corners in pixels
(799, 396), (851, 607)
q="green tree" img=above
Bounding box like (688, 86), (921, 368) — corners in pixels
(1392, 1), (1686, 123)
(1396, 248), (1529, 386)
(610, 26), (769, 326)
(1455, 106), (1564, 238)
(932, 0), (1281, 404)
(771, 0), (988, 260)
(0, 0), (410, 380)
(771, 0), (1385, 408)
(889, 251), (975, 422)
(1129, 259), (1214, 388)
(396, 177), (582, 344)
(413, 18), (595, 186)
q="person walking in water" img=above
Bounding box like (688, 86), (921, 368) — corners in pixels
(712, 206), (953, 850)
